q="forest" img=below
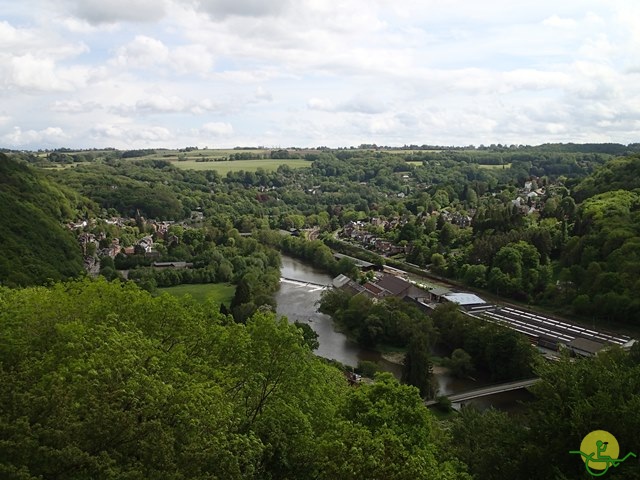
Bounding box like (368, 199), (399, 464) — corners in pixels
(2, 143), (640, 478)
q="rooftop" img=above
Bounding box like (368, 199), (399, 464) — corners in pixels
(442, 292), (487, 306)
(568, 337), (606, 356)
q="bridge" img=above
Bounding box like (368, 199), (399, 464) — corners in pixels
(424, 378), (540, 407)
(280, 277), (330, 290)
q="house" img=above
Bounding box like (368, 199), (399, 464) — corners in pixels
(426, 286), (451, 303)
(332, 274), (352, 288)
(190, 211), (205, 221)
(365, 273), (424, 299)
(362, 282), (387, 298)
(100, 239), (120, 258)
(137, 236), (154, 253)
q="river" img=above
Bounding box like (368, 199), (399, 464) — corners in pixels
(275, 254), (532, 410)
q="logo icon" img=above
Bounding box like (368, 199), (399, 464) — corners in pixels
(570, 430), (636, 477)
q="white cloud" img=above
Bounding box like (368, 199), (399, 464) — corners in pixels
(368, 116), (401, 134)
(59, 16), (120, 33)
(543, 15), (577, 28)
(111, 36), (214, 75)
(307, 96), (387, 114)
(1, 0), (639, 148)
(172, 44), (214, 74)
(307, 98), (334, 111)
(50, 100), (101, 113)
(254, 86), (273, 102)
(3, 126), (68, 146)
(3, 54), (76, 92)
(109, 93), (231, 115)
(201, 122), (234, 136)
(90, 123), (173, 145)
(133, 95), (189, 113)
(195, 0), (292, 18)
(64, 0), (167, 24)
(113, 35), (169, 68)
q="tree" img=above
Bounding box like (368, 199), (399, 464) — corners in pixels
(0, 156), (84, 287)
(294, 321), (320, 350)
(402, 333), (433, 398)
(431, 253), (447, 274)
(462, 264), (487, 288)
(483, 327), (534, 381)
(0, 279), (264, 479)
(523, 348), (640, 478)
(230, 277), (251, 319)
(315, 373), (471, 480)
(439, 222), (457, 247)
(446, 348), (474, 378)
(450, 407), (529, 480)
(0, 278), (354, 480)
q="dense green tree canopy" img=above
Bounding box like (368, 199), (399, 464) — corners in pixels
(0, 278), (468, 479)
(0, 155), (84, 287)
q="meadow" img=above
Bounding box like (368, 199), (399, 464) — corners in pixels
(477, 163), (511, 169)
(171, 158), (312, 173)
(158, 282), (236, 304)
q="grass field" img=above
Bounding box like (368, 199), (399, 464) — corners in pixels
(159, 283), (236, 304)
(148, 148), (270, 161)
(478, 163), (511, 169)
(388, 150), (444, 155)
(171, 158), (312, 173)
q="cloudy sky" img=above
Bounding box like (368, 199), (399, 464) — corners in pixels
(1, 0), (639, 149)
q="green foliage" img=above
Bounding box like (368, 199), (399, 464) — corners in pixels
(47, 160), (190, 219)
(523, 347), (640, 478)
(573, 154), (640, 201)
(402, 333), (434, 398)
(444, 348), (475, 378)
(450, 407), (530, 480)
(0, 278), (468, 479)
(554, 186), (640, 322)
(0, 155), (84, 287)
(432, 303), (535, 381)
(355, 360), (382, 378)
(319, 290), (436, 350)
(315, 373), (471, 480)
(294, 321), (320, 350)
(448, 345), (640, 479)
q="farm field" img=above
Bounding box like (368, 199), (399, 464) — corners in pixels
(149, 148), (270, 161)
(171, 158), (312, 173)
(478, 163), (511, 169)
(158, 282), (236, 305)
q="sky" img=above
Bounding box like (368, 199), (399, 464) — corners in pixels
(1, 0), (639, 150)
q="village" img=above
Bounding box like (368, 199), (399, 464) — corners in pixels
(71, 209), (204, 275)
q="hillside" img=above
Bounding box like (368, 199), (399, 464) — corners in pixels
(558, 154), (640, 322)
(572, 154), (640, 202)
(0, 154), (84, 287)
